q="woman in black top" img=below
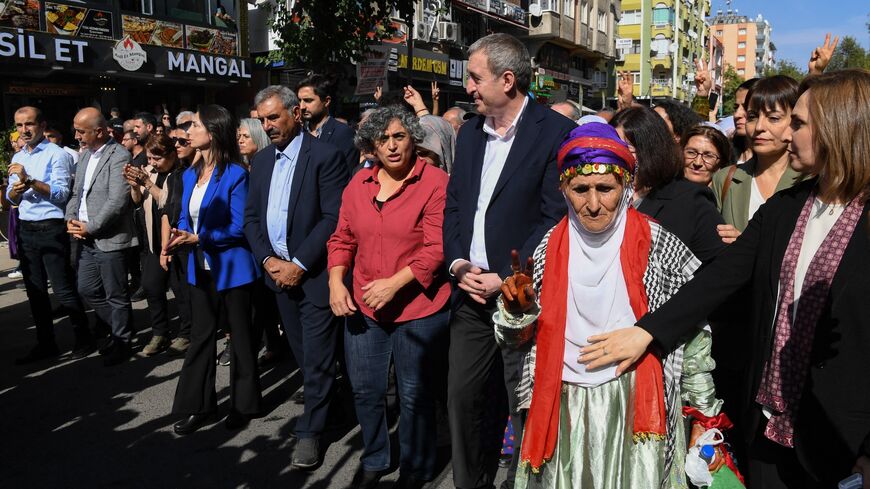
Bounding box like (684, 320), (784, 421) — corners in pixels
(611, 107), (725, 265)
(124, 133), (192, 356)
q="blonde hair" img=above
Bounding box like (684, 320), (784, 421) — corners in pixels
(800, 69), (870, 203)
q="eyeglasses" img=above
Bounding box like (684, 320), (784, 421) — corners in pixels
(684, 149), (720, 166)
(171, 137), (190, 147)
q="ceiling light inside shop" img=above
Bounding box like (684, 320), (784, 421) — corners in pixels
(51, 65), (63, 70)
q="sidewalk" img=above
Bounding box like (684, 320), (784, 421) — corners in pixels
(0, 243), (508, 488)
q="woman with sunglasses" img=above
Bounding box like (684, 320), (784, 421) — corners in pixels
(167, 105), (262, 434)
(124, 133), (192, 356)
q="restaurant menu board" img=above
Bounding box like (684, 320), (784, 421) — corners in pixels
(0, 0), (39, 30)
(45, 2), (113, 40)
(122, 15), (183, 49)
(185, 25), (237, 56)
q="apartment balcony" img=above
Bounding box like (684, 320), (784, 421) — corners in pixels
(528, 9), (577, 45)
(651, 24), (673, 38)
(651, 55), (672, 69)
(651, 83), (672, 97)
(617, 53), (641, 71)
(618, 23), (642, 40)
(622, 0), (643, 10)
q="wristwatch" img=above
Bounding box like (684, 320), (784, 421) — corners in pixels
(24, 176), (34, 187)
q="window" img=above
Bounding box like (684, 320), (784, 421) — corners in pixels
(652, 34), (670, 58)
(737, 55), (746, 62)
(619, 9), (641, 25)
(737, 69), (745, 75)
(738, 28), (747, 35)
(716, 30), (723, 36)
(632, 72), (641, 85)
(597, 10), (607, 33)
(738, 42), (746, 49)
(563, 0), (574, 18)
(652, 4), (673, 26)
(580, 0), (589, 23)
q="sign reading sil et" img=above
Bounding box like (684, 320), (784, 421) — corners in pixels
(0, 28), (87, 63)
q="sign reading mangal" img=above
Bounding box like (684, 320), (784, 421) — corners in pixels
(167, 50), (250, 78)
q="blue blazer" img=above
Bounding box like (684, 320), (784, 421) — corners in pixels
(320, 116), (359, 173)
(443, 101), (576, 284)
(178, 162), (260, 291)
(244, 132), (349, 306)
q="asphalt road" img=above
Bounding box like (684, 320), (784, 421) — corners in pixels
(0, 244), (508, 489)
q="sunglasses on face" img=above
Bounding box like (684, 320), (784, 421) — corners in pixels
(171, 137), (190, 147)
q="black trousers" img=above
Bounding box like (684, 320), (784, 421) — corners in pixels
(251, 278), (284, 353)
(18, 219), (90, 346)
(141, 251), (192, 339)
(448, 296), (527, 489)
(172, 268), (261, 415)
(274, 289), (338, 439)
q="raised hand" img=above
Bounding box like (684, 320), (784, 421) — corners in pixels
(808, 33), (839, 75)
(501, 249), (536, 314)
(694, 58), (712, 97)
(430, 81), (440, 101)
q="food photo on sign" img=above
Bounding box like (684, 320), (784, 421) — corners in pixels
(45, 3), (85, 36)
(0, 0), (39, 30)
(151, 20), (183, 48)
(122, 14), (156, 45)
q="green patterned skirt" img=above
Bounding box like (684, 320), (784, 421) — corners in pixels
(515, 372), (680, 489)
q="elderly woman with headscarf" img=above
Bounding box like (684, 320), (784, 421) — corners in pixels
(416, 114), (456, 174)
(495, 123), (728, 489)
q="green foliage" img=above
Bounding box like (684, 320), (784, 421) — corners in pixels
(263, 0), (416, 70)
(827, 36), (870, 71)
(763, 59), (805, 82)
(720, 65), (744, 115)
(0, 126), (15, 176)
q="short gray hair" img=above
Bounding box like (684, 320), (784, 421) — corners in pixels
(176, 111), (194, 125)
(239, 118), (271, 160)
(354, 105), (426, 155)
(553, 101), (582, 120)
(468, 33), (532, 93)
(254, 85), (299, 110)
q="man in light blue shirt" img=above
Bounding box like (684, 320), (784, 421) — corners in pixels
(7, 106), (93, 364)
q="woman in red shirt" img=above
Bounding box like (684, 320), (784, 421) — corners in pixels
(327, 105), (450, 489)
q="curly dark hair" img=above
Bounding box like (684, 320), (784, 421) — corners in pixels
(354, 105), (426, 155)
(652, 99), (703, 142)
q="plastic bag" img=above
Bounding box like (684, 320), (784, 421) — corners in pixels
(685, 427), (725, 487)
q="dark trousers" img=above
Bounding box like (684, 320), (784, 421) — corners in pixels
(77, 243), (133, 343)
(448, 296), (527, 489)
(345, 310), (450, 480)
(252, 279), (284, 352)
(747, 425), (819, 489)
(173, 268), (261, 415)
(275, 290), (338, 439)
(141, 251), (192, 339)
(18, 219), (90, 346)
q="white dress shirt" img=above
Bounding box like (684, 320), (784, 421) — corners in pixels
(189, 180), (210, 270)
(78, 142), (108, 223)
(467, 96), (530, 271)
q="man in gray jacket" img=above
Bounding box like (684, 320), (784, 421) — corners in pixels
(66, 107), (139, 366)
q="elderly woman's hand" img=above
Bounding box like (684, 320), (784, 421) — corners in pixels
(501, 250), (536, 314)
(579, 326), (654, 375)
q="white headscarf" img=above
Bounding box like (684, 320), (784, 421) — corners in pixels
(561, 178), (637, 386)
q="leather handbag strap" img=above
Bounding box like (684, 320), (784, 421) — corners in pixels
(720, 164), (739, 202)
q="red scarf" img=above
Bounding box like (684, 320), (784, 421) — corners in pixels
(520, 208), (667, 471)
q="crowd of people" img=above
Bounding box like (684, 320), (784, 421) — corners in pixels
(4, 31), (870, 489)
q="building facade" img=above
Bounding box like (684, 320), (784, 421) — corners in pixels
(709, 9), (774, 79)
(614, 0), (711, 102)
(524, 0), (620, 110)
(1, 0), (256, 137)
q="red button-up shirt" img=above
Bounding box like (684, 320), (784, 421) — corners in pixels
(327, 158), (450, 323)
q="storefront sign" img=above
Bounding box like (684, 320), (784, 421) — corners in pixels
(113, 36), (146, 71)
(166, 50), (250, 78)
(0, 27), (251, 81)
(0, 27), (87, 63)
(0, 0), (39, 30)
(398, 51), (448, 76)
(449, 58), (466, 87)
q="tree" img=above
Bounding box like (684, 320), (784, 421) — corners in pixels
(265, 0), (416, 70)
(764, 59), (805, 82)
(827, 36), (869, 71)
(720, 65), (744, 115)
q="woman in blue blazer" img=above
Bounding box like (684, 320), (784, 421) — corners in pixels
(165, 104), (262, 434)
